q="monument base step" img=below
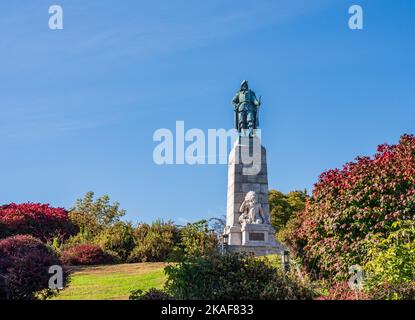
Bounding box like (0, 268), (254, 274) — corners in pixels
(226, 244), (284, 256)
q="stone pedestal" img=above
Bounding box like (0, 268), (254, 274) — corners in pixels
(241, 224), (277, 246)
(224, 137), (283, 256)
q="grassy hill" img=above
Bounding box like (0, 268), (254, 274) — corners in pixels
(52, 262), (167, 300)
(52, 255), (282, 300)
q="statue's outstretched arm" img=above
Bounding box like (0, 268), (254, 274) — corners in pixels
(252, 92), (261, 107)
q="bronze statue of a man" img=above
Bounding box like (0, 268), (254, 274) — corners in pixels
(232, 80), (261, 137)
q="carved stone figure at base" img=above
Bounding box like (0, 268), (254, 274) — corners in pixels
(238, 191), (266, 227)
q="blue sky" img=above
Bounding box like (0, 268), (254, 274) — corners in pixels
(0, 0), (414, 223)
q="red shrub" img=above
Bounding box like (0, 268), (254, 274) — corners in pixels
(0, 235), (66, 300)
(0, 203), (77, 242)
(316, 281), (415, 300)
(316, 282), (369, 300)
(290, 134), (415, 279)
(60, 244), (114, 266)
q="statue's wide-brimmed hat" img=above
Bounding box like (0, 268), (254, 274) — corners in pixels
(240, 80), (248, 88)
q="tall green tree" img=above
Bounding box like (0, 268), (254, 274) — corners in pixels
(268, 189), (307, 232)
(69, 191), (126, 242)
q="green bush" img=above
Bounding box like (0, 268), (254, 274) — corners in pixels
(178, 220), (217, 258)
(128, 220), (179, 262)
(95, 221), (135, 262)
(369, 282), (415, 300)
(129, 288), (171, 300)
(164, 252), (315, 300)
(363, 220), (415, 299)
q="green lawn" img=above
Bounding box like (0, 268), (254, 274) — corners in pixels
(52, 262), (168, 300)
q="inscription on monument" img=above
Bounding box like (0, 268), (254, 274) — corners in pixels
(249, 233), (265, 241)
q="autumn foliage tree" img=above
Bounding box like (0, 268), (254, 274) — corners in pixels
(0, 203), (76, 243)
(0, 235), (67, 300)
(290, 134), (415, 280)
